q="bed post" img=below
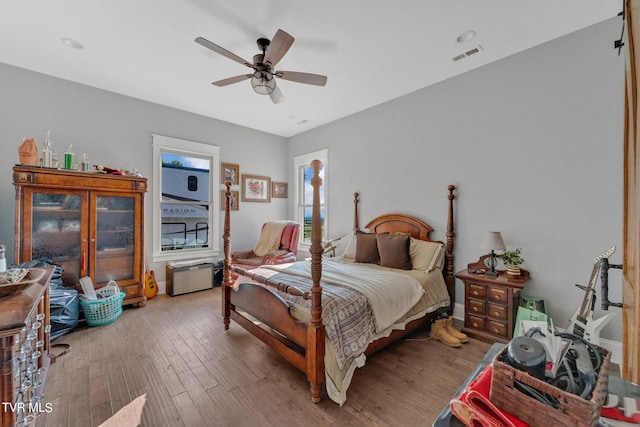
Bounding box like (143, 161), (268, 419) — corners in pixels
(308, 160), (325, 403)
(353, 192), (360, 233)
(222, 181), (232, 330)
(445, 185), (456, 312)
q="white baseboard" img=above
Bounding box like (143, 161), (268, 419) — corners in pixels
(451, 302), (622, 365)
(157, 280), (166, 295)
(452, 302), (465, 321)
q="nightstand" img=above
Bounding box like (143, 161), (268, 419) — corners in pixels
(455, 255), (530, 344)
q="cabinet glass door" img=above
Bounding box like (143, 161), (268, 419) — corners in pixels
(30, 192), (83, 284)
(94, 195), (136, 284)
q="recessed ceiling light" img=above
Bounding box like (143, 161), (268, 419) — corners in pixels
(60, 37), (84, 50)
(456, 30), (476, 43)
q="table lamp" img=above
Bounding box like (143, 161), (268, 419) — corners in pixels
(480, 231), (506, 276)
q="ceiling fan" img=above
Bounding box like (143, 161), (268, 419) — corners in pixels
(195, 29), (327, 104)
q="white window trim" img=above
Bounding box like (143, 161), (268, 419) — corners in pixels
(151, 134), (220, 263)
(294, 149), (328, 252)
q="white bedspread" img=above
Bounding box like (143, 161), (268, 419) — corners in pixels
(261, 259), (425, 332)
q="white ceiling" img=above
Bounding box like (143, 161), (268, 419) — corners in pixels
(0, 1), (621, 138)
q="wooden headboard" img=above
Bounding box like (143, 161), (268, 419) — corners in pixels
(352, 186), (456, 309)
(365, 214), (436, 242)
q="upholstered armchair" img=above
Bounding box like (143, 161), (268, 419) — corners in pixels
(231, 221), (300, 268)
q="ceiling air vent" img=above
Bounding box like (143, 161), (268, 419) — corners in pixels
(452, 45), (483, 62)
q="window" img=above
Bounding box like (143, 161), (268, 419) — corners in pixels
(152, 134), (220, 262)
(294, 149), (328, 247)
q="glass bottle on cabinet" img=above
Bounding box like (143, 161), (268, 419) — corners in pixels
(14, 166), (147, 306)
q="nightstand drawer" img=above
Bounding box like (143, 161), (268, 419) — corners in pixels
(487, 286), (508, 303)
(487, 302), (507, 319)
(467, 283), (485, 299)
(487, 320), (508, 337)
(467, 298), (485, 315)
(466, 314), (485, 331)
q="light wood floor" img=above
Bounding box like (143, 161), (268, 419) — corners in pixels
(37, 287), (491, 427)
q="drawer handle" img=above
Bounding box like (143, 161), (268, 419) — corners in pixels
(493, 328), (499, 333)
(472, 322), (478, 327)
(494, 295), (500, 299)
(472, 307), (478, 312)
(473, 291), (479, 296)
(494, 311), (500, 316)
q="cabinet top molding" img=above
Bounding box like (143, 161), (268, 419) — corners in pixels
(13, 166), (147, 192)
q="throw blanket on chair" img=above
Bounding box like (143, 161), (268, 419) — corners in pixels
(253, 221), (290, 257)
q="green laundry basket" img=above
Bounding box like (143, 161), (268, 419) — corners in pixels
(79, 281), (125, 327)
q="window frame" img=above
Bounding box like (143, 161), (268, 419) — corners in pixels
(293, 149), (328, 251)
(151, 134), (220, 262)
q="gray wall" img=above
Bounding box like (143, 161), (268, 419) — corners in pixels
(288, 17), (626, 341)
(0, 63), (288, 282)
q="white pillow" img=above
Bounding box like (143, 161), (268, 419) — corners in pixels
(410, 238), (443, 272)
(430, 244), (445, 271)
(341, 234), (357, 259)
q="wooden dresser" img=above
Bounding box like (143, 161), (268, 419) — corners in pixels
(0, 268), (53, 426)
(456, 255), (529, 344)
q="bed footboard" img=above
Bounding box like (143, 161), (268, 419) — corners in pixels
(222, 160), (326, 403)
(229, 283), (309, 371)
(226, 281), (325, 401)
(231, 283), (307, 349)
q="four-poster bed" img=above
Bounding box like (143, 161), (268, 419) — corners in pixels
(222, 160), (457, 403)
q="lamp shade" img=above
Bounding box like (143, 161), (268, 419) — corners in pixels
(251, 71), (276, 95)
(480, 231), (506, 251)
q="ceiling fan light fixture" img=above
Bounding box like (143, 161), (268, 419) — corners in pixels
(251, 71), (276, 95)
(196, 29), (326, 103)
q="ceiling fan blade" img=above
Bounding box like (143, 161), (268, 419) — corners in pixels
(263, 29), (294, 67)
(195, 37), (253, 68)
(275, 71), (327, 86)
(212, 74), (252, 87)
(269, 85), (285, 104)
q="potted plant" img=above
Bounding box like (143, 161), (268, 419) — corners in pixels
(498, 248), (524, 276)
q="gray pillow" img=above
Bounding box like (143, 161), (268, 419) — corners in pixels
(376, 233), (412, 270)
(355, 233), (380, 264)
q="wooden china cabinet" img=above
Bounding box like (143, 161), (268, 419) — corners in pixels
(13, 166), (147, 306)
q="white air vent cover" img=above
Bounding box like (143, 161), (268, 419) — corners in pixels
(452, 45), (483, 62)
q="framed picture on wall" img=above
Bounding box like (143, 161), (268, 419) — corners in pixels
(242, 174), (271, 202)
(221, 162), (240, 185)
(220, 190), (239, 210)
(272, 182), (288, 198)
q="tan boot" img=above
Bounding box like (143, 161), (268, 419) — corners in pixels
(444, 317), (469, 343)
(430, 319), (461, 347)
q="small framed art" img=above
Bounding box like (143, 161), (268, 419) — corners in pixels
(242, 174), (271, 202)
(272, 182), (288, 198)
(221, 162), (240, 185)
(220, 190), (239, 210)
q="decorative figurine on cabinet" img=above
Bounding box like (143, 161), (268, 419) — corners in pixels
(18, 137), (39, 166)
